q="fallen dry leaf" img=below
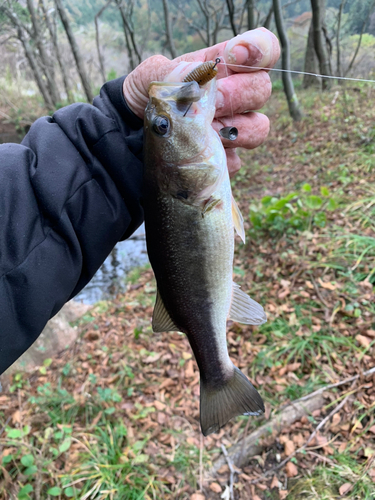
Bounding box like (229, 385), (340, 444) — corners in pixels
(285, 461), (298, 477)
(185, 359), (195, 378)
(190, 494), (205, 500)
(318, 278), (336, 290)
(11, 410), (21, 424)
(153, 400), (166, 411)
(143, 352), (162, 363)
(279, 490), (288, 500)
(355, 334), (371, 348)
(284, 439), (295, 456)
(270, 475), (280, 489)
(339, 482), (352, 496)
(209, 482), (222, 493)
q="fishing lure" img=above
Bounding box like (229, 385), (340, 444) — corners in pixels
(183, 58), (220, 86)
(183, 58), (238, 141)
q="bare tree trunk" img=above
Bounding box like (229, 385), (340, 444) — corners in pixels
(247, 0), (256, 30)
(310, 0), (331, 89)
(273, 0), (303, 121)
(345, 0), (375, 76)
(95, 0), (113, 83)
(116, 0), (135, 70)
(54, 0), (93, 102)
(226, 0), (237, 36)
(162, 0), (177, 58)
(196, 0), (211, 46)
(17, 26), (55, 110)
(303, 19), (321, 88)
(336, 0), (346, 79)
(26, 0), (60, 105)
(212, 4), (226, 45)
(263, 5), (273, 29)
(115, 0), (142, 67)
(0, 5), (54, 109)
(40, 0), (73, 103)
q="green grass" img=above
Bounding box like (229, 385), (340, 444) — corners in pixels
(288, 452), (375, 500)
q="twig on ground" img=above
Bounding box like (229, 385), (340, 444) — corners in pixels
(310, 276), (330, 309)
(221, 444), (235, 500)
(306, 450), (336, 466)
(209, 393), (325, 475)
(0, 416), (11, 438)
(239, 417), (251, 464)
(209, 366), (375, 476)
(249, 388), (354, 484)
(290, 366), (375, 406)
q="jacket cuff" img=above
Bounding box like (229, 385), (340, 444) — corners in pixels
(101, 76), (144, 131)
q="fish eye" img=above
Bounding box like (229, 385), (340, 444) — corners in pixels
(153, 115), (170, 136)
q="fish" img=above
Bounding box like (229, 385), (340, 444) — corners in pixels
(143, 72), (267, 436)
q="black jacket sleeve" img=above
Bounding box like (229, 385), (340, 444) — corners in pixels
(0, 76), (144, 374)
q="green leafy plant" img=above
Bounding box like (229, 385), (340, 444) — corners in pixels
(249, 184), (337, 236)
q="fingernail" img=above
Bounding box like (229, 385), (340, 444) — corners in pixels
(226, 29), (273, 67)
(216, 90), (225, 110)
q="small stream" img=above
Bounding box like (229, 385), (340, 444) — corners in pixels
(74, 224), (149, 305)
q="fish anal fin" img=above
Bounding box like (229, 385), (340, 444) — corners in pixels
(152, 289), (178, 333)
(229, 282), (267, 325)
(231, 195), (245, 243)
(200, 365), (264, 436)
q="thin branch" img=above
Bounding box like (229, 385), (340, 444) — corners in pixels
(226, 0), (237, 36)
(221, 444), (235, 500)
(95, 0), (113, 83)
(291, 366), (375, 406)
(249, 389), (356, 485)
(345, 0), (375, 76)
(336, 0), (346, 78)
(162, 0), (176, 58)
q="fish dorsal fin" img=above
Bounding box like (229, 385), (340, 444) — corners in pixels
(152, 289), (178, 333)
(231, 195), (246, 243)
(229, 282), (267, 325)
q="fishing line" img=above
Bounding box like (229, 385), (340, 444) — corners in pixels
(218, 56), (239, 141)
(217, 62), (375, 85)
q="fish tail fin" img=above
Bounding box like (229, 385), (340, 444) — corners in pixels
(200, 366), (264, 436)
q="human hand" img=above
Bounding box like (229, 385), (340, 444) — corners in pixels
(123, 28), (280, 176)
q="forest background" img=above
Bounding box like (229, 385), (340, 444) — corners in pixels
(1, 1), (375, 500)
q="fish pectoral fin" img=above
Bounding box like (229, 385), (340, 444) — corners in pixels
(152, 289), (178, 333)
(229, 282), (267, 325)
(202, 195), (222, 216)
(231, 195), (246, 243)
(200, 365), (264, 436)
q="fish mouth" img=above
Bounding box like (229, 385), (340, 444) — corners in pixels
(148, 81), (202, 104)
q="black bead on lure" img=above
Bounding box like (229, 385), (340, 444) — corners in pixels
(183, 58), (238, 141)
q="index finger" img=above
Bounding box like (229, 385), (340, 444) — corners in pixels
(177, 28), (280, 78)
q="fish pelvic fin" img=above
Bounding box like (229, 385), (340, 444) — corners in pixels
(152, 289), (178, 333)
(200, 366), (264, 436)
(231, 195), (245, 243)
(229, 282), (267, 325)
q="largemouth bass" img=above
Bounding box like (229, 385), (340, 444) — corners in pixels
(143, 74), (267, 436)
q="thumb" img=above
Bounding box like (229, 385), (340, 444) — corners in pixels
(123, 28), (279, 119)
(123, 55), (200, 119)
